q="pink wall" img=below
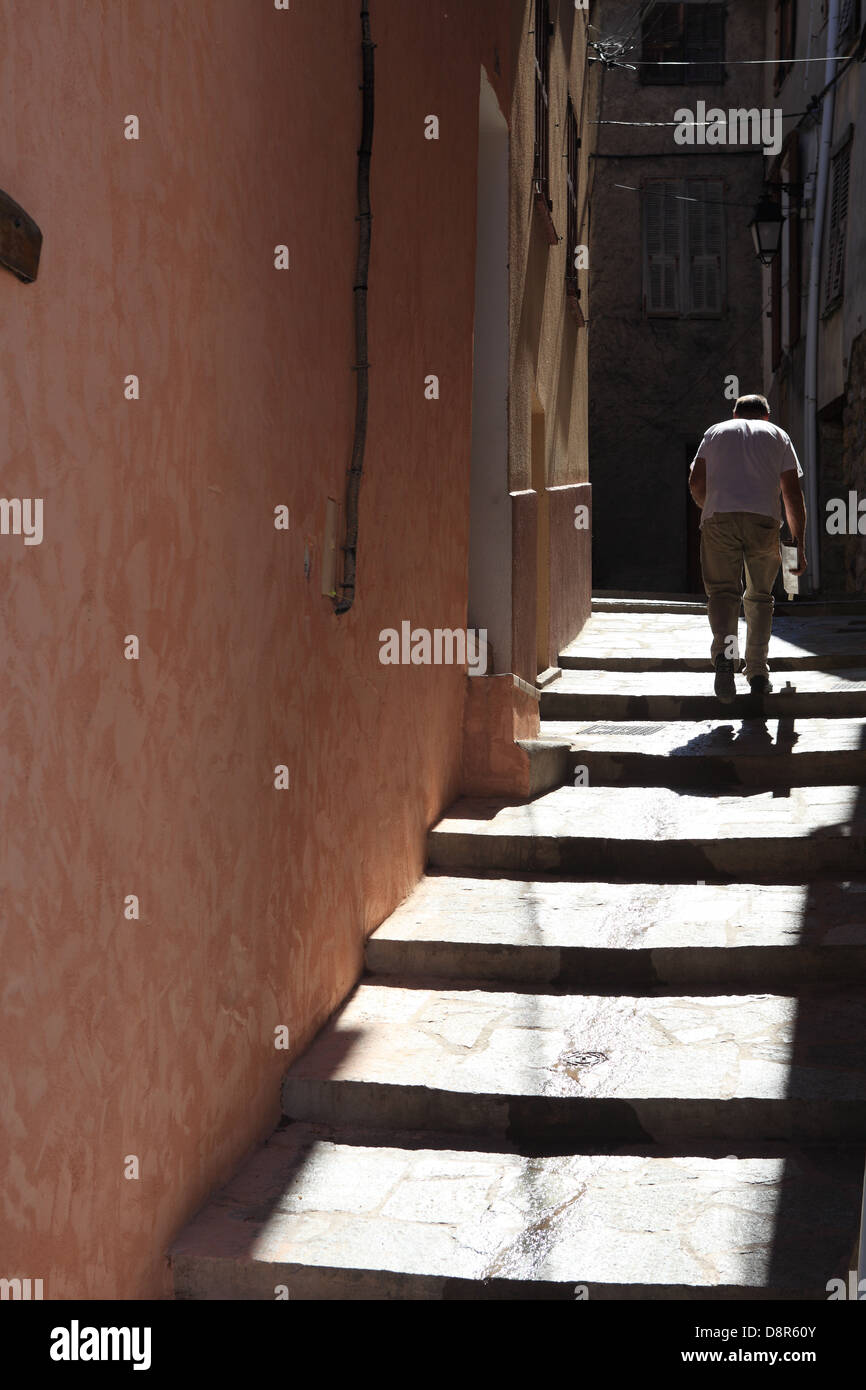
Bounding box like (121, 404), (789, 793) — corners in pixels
(0, 0), (508, 1299)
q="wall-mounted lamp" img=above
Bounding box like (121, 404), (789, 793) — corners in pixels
(749, 194), (785, 266)
(749, 182), (803, 267)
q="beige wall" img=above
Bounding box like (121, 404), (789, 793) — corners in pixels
(0, 0), (510, 1299)
(506, 0), (596, 678)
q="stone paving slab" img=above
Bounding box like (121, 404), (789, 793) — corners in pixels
(366, 875), (866, 987)
(541, 669), (866, 720)
(170, 1123), (862, 1299)
(280, 982), (866, 1141)
(539, 717), (866, 787)
(427, 785), (866, 877)
(561, 611), (866, 670)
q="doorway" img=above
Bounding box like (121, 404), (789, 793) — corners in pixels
(468, 68), (510, 673)
(532, 390), (550, 674)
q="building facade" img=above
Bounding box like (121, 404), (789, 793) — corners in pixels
(589, 0), (766, 593)
(759, 0), (866, 594)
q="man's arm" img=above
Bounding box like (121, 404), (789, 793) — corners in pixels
(689, 457), (706, 508)
(780, 467), (807, 575)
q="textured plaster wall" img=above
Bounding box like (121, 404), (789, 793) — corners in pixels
(0, 0), (508, 1299)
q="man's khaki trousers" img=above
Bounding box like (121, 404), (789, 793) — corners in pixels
(699, 510), (781, 679)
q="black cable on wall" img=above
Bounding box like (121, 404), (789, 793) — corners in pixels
(334, 3), (375, 615)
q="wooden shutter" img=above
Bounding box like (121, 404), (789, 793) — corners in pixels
(825, 142), (850, 306)
(786, 135), (801, 346)
(641, 4), (685, 85)
(685, 4), (726, 83)
(771, 185), (782, 369)
(645, 182), (681, 314)
(775, 0), (796, 90)
(686, 180), (724, 314)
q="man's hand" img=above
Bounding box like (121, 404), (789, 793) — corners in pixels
(780, 468), (807, 574)
(788, 539), (808, 576)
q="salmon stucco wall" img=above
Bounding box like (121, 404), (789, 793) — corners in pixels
(0, 0), (508, 1298)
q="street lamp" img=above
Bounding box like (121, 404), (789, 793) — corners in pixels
(749, 194), (785, 266)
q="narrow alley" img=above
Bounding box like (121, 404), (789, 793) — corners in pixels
(172, 599), (866, 1299)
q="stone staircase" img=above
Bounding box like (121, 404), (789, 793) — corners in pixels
(171, 604), (866, 1299)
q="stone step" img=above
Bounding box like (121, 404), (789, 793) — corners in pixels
(592, 595), (709, 614)
(560, 611), (866, 672)
(169, 1122), (863, 1299)
(279, 982), (866, 1143)
(540, 669), (866, 721)
(427, 785), (866, 878)
(365, 875), (866, 988)
(592, 594), (866, 618)
(539, 717), (866, 788)
(561, 651), (866, 672)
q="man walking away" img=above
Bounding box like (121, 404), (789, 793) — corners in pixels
(688, 394), (808, 703)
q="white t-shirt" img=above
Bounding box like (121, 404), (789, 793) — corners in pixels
(690, 418), (803, 526)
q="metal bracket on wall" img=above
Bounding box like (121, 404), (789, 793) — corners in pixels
(0, 188), (42, 283)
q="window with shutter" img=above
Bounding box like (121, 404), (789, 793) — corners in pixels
(825, 141), (851, 309)
(644, 180), (726, 318)
(533, 0), (551, 208)
(641, 4), (685, 85)
(687, 180), (724, 314)
(644, 183), (681, 315)
(641, 2), (725, 85)
(774, 0), (796, 91)
(685, 5), (726, 82)
(785, 135), (802, 347)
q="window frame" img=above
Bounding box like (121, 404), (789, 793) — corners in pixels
(533, 0), (552, 210)
(823, 129), (853, 315)
(643, 177), (727, 320)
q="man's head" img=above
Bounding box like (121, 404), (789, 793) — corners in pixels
(733, 394), (770, 420)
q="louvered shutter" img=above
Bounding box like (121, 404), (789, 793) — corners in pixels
(645, 182), (681, 314)
(687, 180), (724, 314)
(825, 143), (850, 306)
(642, 4), (685, 85)
(685, 4), (726, 83)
